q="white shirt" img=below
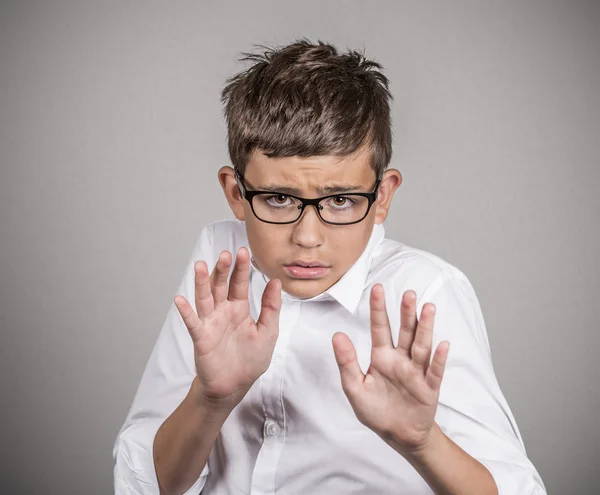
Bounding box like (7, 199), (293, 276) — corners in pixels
(113, 219), (546, 495)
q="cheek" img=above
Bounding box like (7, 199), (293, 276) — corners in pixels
(329, 228), (370, 268)
(246, 220), (286, 262)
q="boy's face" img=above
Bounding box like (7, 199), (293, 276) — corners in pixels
(219, 147), (401, 299)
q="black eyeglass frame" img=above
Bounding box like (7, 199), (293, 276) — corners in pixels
(234, 169), (381, 226)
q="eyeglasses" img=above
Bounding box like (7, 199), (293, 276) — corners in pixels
(235, 169), (381, 225)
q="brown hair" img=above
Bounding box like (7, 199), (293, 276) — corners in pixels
(220, 38), (393, 179)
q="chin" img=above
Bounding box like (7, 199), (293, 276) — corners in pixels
(282, 278), (329, 299)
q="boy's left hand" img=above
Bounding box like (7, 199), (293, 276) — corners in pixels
(332, 284), (450, 456)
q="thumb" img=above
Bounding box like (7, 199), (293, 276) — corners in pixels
(332, 332), (365, 398)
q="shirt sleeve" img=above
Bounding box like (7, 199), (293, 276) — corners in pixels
(113, 225), (217, 495)
(419, 268), (547, 495)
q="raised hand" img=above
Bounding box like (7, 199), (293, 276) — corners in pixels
(332, 284), (450, 454)
(174, 247), (282, 407)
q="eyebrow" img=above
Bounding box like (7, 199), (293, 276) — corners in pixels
(255, 184), (366, 196)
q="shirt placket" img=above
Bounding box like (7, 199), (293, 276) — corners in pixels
(250, 295), (300, 495)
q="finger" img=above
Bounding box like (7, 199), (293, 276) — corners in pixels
(425, 341), (450, 391)
(369, 284), (393, 348)
(210, 250), (232, 306)
(174, 294), (201, 342)
(397, 290), (418, 356)
(332, 332), (365, 399)
(227, 247), (251, 301)
(411, 303), (436, 371)
(256, 278), (282, 335)
(193, 260), (214, 321)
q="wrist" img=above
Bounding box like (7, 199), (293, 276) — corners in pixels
(393, 423), (444, 464)
(394, 422), (499, 495)
(189, 376), (239, 418)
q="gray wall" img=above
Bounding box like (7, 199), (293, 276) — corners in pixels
(1, 1), (598, 494)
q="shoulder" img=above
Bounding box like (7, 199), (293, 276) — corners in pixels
(191, 218), (248, 265)
(370, 235), (489, 351)
(369, 235), (473, 300)
(201, 218), (247, 246)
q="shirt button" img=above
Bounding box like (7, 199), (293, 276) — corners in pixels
(264, 419), (280, 437)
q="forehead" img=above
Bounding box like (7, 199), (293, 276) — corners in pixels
(244, 148), (375, 192)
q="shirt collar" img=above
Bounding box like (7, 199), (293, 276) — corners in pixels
(324, 222), (385, 313)
(248, 223), (385, 314)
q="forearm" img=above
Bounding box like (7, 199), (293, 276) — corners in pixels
(394, 423), (498, 495)
(153, 376), (233, 495)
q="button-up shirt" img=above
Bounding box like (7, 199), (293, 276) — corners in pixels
(113, 219), (546, 494)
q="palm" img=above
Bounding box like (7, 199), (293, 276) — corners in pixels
(175, 248), (281, 404)
(332, 284), (450, 453)
(192, 300), (274, 399)
(353, 345), (440, 447)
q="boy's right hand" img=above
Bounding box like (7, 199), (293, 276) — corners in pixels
(174, 247), (282, 409)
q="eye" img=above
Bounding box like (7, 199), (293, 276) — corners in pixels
(265, 194), (293, 207)
(325, 196), (355, 209)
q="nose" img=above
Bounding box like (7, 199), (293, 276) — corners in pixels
(291, 204), (325, 248)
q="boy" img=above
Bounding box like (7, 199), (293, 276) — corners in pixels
(113, 39), (546, 494)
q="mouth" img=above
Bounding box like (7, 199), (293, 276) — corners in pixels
(283, 260), (331, 279)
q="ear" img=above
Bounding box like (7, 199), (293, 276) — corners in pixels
(373, 169), (402, 224)
(218, 166), (246, 221)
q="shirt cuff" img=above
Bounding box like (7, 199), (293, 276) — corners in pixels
(114, 418), (210, 494)
(478, 458), (547, 495)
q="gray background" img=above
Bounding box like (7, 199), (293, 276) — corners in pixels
(1, 1), (598, 494)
